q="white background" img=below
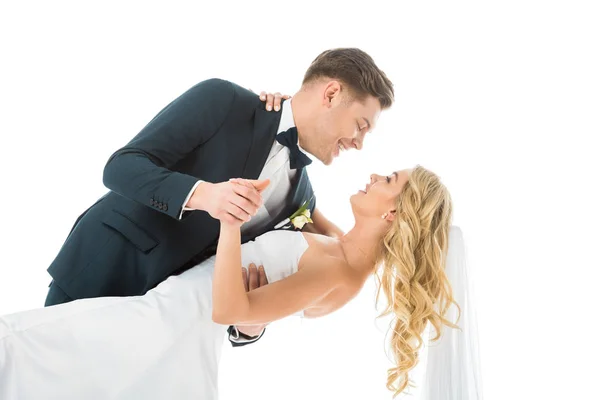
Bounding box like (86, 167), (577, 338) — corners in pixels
(1, 1), (599, 399)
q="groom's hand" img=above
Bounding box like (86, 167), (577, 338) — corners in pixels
(236, 263), (269, 337)
(187, 180), (265, 225)
(242, 263), (268, 293)
(213, 178), (270, 228)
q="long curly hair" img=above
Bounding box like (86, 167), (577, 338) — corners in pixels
(374, 165), (459, 397)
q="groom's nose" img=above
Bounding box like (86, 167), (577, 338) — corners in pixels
(352, 138), (363, 151)
(353, 130), (366, 150)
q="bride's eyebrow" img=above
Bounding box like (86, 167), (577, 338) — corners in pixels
(393, 172), (399, 182)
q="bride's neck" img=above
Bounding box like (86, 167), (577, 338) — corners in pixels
(339, 220), (386, 273)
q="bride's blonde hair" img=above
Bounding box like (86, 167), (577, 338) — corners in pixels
(375, 165), (459, 397)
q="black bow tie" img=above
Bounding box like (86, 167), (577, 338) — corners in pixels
(276, 127), (312, 170)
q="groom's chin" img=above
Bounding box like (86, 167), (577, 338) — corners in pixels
(319, 152), (334, 166)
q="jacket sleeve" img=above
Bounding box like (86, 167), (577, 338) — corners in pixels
(102, 78), (235, 220)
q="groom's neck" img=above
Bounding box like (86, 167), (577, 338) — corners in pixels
(289, 90), (313, 147)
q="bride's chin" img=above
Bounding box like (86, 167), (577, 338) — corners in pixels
(349, 194), (364, 216)
(350, 190), (366, 202)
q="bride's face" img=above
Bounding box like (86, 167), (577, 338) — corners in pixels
(350, 170), (411, 219)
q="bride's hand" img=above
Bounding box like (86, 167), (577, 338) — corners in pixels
(229, 178), (270, 193)
(257, 91), (290, 112)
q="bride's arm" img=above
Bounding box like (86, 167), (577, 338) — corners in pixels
(212, 224), (344, 326)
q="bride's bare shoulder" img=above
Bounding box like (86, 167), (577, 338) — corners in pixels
(299, 232), (358, 286)
(300, 232), (342, 260)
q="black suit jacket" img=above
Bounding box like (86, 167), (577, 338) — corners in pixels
(47, 79), (316, 344)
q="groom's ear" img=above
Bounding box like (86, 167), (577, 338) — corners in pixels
(323, 81), (342, 107)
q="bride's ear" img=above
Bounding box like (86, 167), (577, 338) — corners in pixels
(384, 210), (397, 222)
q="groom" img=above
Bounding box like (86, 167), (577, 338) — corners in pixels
(45, 48), (394, 345)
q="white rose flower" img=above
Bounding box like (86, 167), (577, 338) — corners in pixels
(291, 209), (313, 229)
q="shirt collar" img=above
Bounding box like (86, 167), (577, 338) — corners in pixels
(276, 98), (309, 154)
(277, 98), (296, 134)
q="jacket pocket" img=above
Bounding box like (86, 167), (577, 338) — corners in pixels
(101, 210), (158, 253)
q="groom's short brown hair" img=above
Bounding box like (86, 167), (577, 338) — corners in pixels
(303, 48), (394, 109)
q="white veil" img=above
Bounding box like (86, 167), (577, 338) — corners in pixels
(419, 226), (483, 399)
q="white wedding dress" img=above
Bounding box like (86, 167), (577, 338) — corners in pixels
(0, 227), (482, 400)
(0, 230), (309, 400)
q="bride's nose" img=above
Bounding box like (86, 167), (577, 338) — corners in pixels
(370, 174), (382, 183)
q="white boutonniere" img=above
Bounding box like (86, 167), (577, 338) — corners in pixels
(274, 195), (314, 230)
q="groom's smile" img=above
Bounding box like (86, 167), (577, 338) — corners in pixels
(323, 95), (382, 164)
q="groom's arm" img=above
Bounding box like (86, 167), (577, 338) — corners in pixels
(103, 79), (263, 223)
(102, 78), (236, 220)
(103, 81), (289, 222)
(303, 208), (344, 238)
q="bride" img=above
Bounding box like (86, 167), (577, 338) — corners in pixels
(0, 166), (476, 399)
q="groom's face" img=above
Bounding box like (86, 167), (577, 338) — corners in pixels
(303, 82), (381, 165)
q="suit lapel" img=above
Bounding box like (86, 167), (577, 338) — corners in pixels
(289, 168), (310, 210)
(241, 105), (281, 180)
